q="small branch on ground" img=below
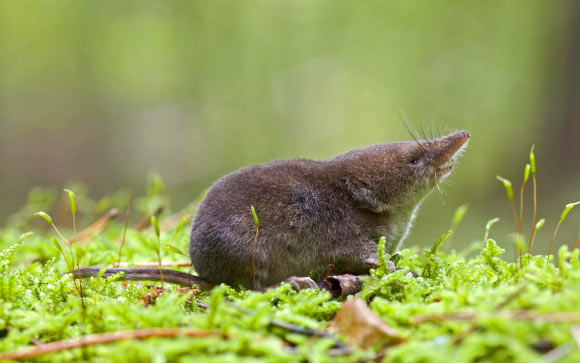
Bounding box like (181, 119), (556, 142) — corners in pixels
(413, 311), (580, 325)
(0, 328), (217, 361)
(113, 261), (191, 268)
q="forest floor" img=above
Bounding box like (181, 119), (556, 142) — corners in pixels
(1, 170), (580, 362)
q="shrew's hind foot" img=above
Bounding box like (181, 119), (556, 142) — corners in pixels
(283, 276), (319, 291)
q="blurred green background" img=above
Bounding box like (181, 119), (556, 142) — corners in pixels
(1, 1), (579, 252)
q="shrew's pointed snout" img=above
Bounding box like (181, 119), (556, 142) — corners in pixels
(433, 130), (470, 166)
(456, 130), (470, 144)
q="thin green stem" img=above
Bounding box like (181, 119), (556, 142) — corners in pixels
(51, 223), (69, 246)
(250, 206), (260, 290)
(157, 237), (164, 289)
(117, 191), (131, 266)
(251, 226), (259, 290)
(50, 223), (74, 271)
(573, 236), (580, 252)
(64, 242), (84, 309)
(527, 174), (537, 254)
(518, 181), (526, 234)
(74, 246), (85, 309)
(509, 199), (518, 234)
(547, 222), (561, 259)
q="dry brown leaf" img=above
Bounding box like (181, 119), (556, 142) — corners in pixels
(176, 286), (202, 296)
(140, 285), (164, 305)
(327, 298), (406, 349)
(134, 206), (163, 231)
(160, 208), (193, 230)
(134, 208), (193, 234)
(70, 209), (119, 244)
(320, 274), (363, 298)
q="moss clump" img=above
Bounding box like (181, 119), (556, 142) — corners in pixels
(1, 152), (580, 361)
(2, 213), (580, 362)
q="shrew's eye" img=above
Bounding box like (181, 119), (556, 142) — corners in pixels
(409, 155), (420, 165)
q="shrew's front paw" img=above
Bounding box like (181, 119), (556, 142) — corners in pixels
(363, 255), (379, 268)
(364, 255), (395, 273)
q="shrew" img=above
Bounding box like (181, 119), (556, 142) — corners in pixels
(77, 130), (470, 290)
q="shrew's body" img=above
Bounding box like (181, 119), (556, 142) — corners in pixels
(78, 130), (470, 290)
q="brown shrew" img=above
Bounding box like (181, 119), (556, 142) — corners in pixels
(76, 130), (469, 290)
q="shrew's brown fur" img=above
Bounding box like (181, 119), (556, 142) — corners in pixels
(78, 131), (469, 289)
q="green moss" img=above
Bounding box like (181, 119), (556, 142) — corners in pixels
(2, 170), (580, 361)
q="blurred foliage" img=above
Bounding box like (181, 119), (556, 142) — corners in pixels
(1, 1), (579, 252)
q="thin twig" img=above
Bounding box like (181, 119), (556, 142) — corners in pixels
(0, 328), (217, 361)
(452, 286), (525, 344)
(113, 261), (191, 268)
(494, 286), (526, 310)
(269, 319), (348, 349)
(413, 311), (580, 325)
(184, 300), (209, 309)
(227, 302), (347, 349)
(542, 343), (573, 363)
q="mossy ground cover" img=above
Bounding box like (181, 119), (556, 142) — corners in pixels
(1, 168), (580, 362)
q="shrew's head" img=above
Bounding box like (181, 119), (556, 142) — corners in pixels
(334, 130), (470, 213)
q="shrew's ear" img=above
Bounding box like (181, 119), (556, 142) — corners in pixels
(344, 176), (390, 213)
